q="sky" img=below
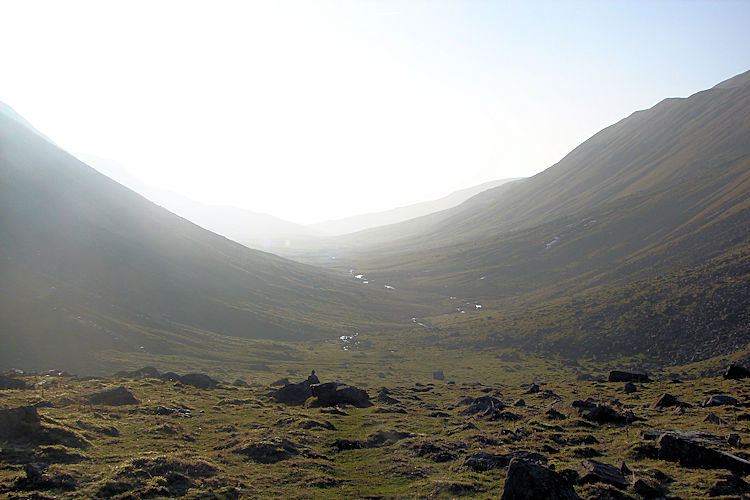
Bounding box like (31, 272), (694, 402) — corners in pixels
(1, 1), (749, 224)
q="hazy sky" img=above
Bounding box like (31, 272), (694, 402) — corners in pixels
(2, 1), (749, 224)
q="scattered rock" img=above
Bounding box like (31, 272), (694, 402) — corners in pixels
(500, 459), (580, 500)
(525, 383), (541, 394)
(608, 371), (651, 383)
(703, 413), (727, 425)
(178, 373), (219, 389)
(310, 382), (371, 407)
(657, 433), (750, 475)
(232, 437), (299, 463)
(376, 387), (401, 405)
(546, 407), (567, 420)
(513, 398), (526, 407)
(703, 394), (738, 407)
(155, 406), (192, 418)
(232, 379), (249, 387)
(632, 478), (667, 498)
(706, 473), (750, 497)
(463, 451), (547, 472)
(576, 459), (628, 489)
(623, 382), (637, 394)
(578, 405), (637, 424)
(412, 442), (456, 463)
(82, 386), (139, 406)
(459, 395), (504, 415)
(652, 393), (684, 408)
(433, 370), (445, 380)
(330, 439), (364, 452)
(270, 381), (313, 405)
(723, 363), (750, 380)
(270, 377), (290, 387)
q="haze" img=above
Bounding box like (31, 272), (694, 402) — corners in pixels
(1, 0), (748, 224)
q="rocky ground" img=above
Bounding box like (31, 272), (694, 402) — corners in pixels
(2, 366), (750, 498)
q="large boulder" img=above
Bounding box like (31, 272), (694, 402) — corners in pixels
(83, 386), (139, 406)
(0, 374), (27, 389)
(310, 382), (371, 407)
(657, 433), (750, 475)
(501, 459), (580, 500)
(608, 371), (651, 383)
(723, 363), (750, 380)
(178, 373), (219, 389)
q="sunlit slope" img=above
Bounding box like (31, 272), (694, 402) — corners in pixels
(0, 108), (415, 372)
(337, 70), (750, 292)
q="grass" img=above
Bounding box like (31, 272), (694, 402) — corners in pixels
(3, 351), (750, 498)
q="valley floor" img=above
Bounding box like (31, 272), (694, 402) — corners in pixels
(2, 365), (750, 498)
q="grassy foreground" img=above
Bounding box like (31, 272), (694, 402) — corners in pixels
(3, 351), (750, 499)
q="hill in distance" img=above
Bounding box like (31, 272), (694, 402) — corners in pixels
(287, 69), (750, 367)
(308, 178), (521, 236)
(0, 103), (419, 373)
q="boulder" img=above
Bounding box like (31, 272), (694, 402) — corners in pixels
(578, 404), (636, 424)
(575, 459), (628, 489)
(623, 382), (637, 394)
(652, 393), (683, 408)
(178, 373), (219, 389)
(703, 413), (727, 425)
(546, 407), (567, 420)
(723, 363), (750, 380)
(706, 474), (750, 497)
(376, 387), (400, 405)
(608, 370), (651, 383)
(0, 374), (27, 389)
(501, 459), (580, 500)
(83, 386), (139, 406)
(632, 478), (668, 498)
(657, 433), (750, 475)
(525, 383), (540, 394)
(270, 380), (313, 405)
(459, 395), (504, 415)
(433, 370), (445, 380)
(310, 382), (371, 407)
(703, 395), (738, 407)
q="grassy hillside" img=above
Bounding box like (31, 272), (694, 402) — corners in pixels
(282, 70), (750, 366)
(0, 110), (421, 373)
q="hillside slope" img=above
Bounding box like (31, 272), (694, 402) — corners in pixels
(0, 107), (414, 373)
(312, 70), (750, 365)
